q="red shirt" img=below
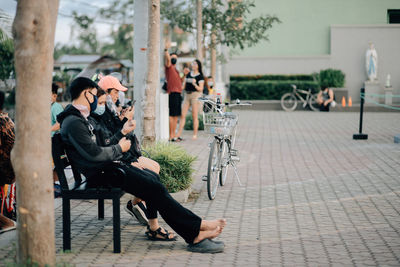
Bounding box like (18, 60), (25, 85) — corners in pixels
(165, 65), (182, 94)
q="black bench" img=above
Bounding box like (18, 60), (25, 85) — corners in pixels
(52, 133), (126, 253)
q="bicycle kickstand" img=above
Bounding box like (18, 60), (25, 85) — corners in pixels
(231, 161), (243, 186)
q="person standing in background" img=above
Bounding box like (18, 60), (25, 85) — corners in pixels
(176, 59), (205, 140)
(164, 42), (188, 142)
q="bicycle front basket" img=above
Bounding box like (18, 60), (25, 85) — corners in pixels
(203, 112), (238, 136)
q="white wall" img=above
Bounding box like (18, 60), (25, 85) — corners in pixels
(227, 24), (400, 103)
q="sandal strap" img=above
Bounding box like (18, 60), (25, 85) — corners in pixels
(146, 226), (173, 240)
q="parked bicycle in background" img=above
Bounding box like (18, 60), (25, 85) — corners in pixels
(281, 84), (319, 111)
(199, 96), (251, 200)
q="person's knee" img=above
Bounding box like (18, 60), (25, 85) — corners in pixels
(154, 162), (160, 174)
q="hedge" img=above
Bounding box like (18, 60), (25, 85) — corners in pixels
(230, 80), (320, 100)
(318, 69), (345, 88)
(230, 74), (315, 82)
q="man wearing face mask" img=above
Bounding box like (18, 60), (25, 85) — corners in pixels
(164, 42), (188, 142)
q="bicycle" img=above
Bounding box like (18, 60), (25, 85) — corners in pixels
(280, 84), (319, 112)
(198, 97), (251, 200)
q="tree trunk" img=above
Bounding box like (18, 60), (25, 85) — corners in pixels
(210, 31), (217, 81)
(133, 0), (149, 141)
(210, 0), (217, 80)
(196, 0), (203, 61)
(142, 0), (160, 147)
(11, 0), (59, 265)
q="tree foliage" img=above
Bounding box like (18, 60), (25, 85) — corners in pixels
(0, 30), (14, 88)
(99, 0), (134, 23)
(101, 24), (133, 60)
(71, 11), (99, 53)
(162, 0), (280, 50)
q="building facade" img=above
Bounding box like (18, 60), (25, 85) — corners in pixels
(227, 0), (400, 103)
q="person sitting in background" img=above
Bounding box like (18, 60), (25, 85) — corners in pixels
(51, 83), (64, 135)
(316, 85), (334, 112)
(57, 77), (226, 252)
(51, 83), (64, 197)
(0, 91), (17, 234)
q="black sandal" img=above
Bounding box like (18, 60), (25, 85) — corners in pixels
(145, 226), (177, 241)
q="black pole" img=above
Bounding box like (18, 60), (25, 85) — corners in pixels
(353, 88), (368, 140)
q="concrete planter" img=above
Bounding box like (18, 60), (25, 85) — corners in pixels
(170, 187), (192, 203)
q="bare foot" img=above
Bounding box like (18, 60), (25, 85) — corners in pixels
(200, 219), (227, 231)
(193, 226), (222, 244)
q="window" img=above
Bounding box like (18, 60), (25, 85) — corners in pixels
(388, 10), (400, 24)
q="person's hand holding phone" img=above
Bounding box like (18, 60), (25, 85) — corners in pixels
(121, 119), (136, 135)
(124, 105), (134, 121)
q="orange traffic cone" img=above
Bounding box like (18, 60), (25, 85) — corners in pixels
(348, 96), (352, 107)
(342, 96), (346, 107)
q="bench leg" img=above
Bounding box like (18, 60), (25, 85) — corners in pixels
(112, 197), (121, 253)
(98, 199), (104, 220)
(62, 198), (71, 251)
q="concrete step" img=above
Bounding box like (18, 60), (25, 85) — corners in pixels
(230, 100), (400, 112)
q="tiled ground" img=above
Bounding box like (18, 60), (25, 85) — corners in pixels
(1, 110), (399, 266)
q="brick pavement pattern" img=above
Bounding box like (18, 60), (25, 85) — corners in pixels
(1, 110), (399, 266)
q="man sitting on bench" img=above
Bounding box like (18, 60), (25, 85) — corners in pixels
(57, 77), (226, 253)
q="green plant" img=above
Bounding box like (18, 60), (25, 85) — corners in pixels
(145, 142), (196, 193)
(230, 80), (319, 100)
(318, 69), (345, 88)
(184, 113), (204, 131)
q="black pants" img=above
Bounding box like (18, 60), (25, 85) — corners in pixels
(117, 164), (202, 244)
(319, 103), (330, 112)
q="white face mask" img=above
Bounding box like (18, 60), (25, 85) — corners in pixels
(93, 104), (106, 116)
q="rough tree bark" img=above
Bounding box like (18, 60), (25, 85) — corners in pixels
(142, 0), (160, 147)
(196, 0), (203, 62)
(11, 0), (59, 265)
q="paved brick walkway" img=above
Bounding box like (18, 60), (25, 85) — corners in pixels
(1, 110), (399, 266)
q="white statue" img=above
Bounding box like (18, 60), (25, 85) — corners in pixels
(366, 42), (378, 81)
(385, 74), (391, 87)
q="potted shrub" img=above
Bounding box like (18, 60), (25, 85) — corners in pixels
(144, 142), (196, 202)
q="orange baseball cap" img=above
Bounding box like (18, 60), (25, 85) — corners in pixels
(98, 75), (127, 92)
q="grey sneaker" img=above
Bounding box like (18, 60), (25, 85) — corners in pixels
(125, 200), (149, 226)
(187, 239), (224, 253)
(210, 239), (224, 246)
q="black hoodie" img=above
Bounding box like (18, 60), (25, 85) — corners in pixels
(57, 104), (123, 178)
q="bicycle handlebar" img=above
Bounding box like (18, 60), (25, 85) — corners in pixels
(198, 97), (252, 107)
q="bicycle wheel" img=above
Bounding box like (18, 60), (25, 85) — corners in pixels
(219, 139), (230, 186)
(308, 93), (319, 111)
(281, 93), (297, 111)
(207, 138), (221, 200)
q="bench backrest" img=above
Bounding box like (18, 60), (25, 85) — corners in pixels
(52, 133), (84, 191)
